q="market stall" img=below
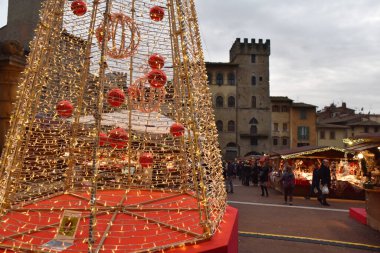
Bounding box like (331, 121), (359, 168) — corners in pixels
(269, 146), (364, 200)
(346, 133), (380, 231)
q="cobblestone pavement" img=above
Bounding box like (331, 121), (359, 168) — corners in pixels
(227, 179), (380, 253)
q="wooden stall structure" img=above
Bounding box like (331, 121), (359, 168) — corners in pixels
(346, 133), (380, 231)
(269, 146), (363, 200)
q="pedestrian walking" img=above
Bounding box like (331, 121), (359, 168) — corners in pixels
(280, 164), (295, 205)
(226, 161), (234, 193)
(305, 161), (321, 201)
(259, 158), (270, 197)
(242, 161), (251, 186)
(319, 159), (331, 206)
(251, 159), (259, 186)
(237, 161), (243, 180)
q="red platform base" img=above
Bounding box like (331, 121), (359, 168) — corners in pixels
(166, 206), (238, 253)
(0, 190), (236, 252)
(349, 208), (367, 225)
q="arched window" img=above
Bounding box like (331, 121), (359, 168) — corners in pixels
(216, 120), (223, 132)
(228, 73), (235, 85)
(251, 96), (256, 108)
(251, 75), (256, 85)
(228, 120), (235, 132)
(249, 117), (258, 124)
(228, 96), (235, 107)
(216, 96), (224, 108)
(249, 117), (258, 146)
(207, 73), (212, 84)
(216, 73), (223, 85)
(226, 142), (237, 147)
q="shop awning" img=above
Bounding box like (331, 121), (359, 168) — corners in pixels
(344, 133), (380, 152)
(270, 146), (353, 160)
(346, 142), (380, 151)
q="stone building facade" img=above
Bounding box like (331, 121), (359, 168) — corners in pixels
(0, 0), (43, 151)
(0, 43), (26, 150)
(206, 38), (272, 159)
(0, 0), (43, 52)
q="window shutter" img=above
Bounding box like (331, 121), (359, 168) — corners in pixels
(297, 127), (302, 140)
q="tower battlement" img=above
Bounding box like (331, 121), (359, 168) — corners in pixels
(230, 38), (270, 62)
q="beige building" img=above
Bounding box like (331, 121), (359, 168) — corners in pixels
(317, 103), (380, 148)
(270, 97), (318, 150)
(270, 96), (292, 151)
(206, 38), (272, 159)
(290, 102), (318, 148)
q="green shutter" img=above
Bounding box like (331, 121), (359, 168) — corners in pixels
(297, 127), (302, 140)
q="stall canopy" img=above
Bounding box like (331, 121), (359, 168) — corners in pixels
(270, 146), (354, 160)
(345, 133), (380, 152)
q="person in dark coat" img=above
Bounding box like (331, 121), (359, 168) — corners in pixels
(305, 161), (321, 200)
(237, 161), (244, 180)
(280, 165), (295, 205)
(226, 161), (235, 193)
(242, 161), (251, 186)
(319, 159), (331, 206)
(259, 158), (270, 197)
(251, 159), (259, 186)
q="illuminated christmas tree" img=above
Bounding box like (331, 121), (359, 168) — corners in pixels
(0, 0), (226, 252)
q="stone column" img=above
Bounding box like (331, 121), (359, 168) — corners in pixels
(0, 40), (26, 152)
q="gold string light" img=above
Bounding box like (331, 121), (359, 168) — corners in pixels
(0, 0), (226, 252)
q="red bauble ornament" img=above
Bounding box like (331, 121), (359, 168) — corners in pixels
(139, 152), (154, 168)
(99, 132), (108, 146)
(170, 123), (185, 137)
(150, 6), (165, 22)
(71, 0), (87, 16)
(147, 69), (167, 88)
(108, 127), (128, 149)
(148, 53), (165, 69)
(107, 88), (125, 107)
(56, 100), (74, 117)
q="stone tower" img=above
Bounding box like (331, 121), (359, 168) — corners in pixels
(231, 38), (271, 156)
(0, 0), (43, 51)
(206, 38), (272, 159)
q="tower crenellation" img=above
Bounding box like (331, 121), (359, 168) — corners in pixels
(230, 37), (270, 62)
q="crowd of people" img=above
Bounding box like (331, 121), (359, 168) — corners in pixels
(223, 157), (332, 206)
(222, 157), (271, 197)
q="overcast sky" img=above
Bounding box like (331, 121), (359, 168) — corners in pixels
(197, 0), (380, 114)
(1, 0), (379, 113)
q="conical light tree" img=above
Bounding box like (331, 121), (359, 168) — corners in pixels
(0, 0), (226, 252)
